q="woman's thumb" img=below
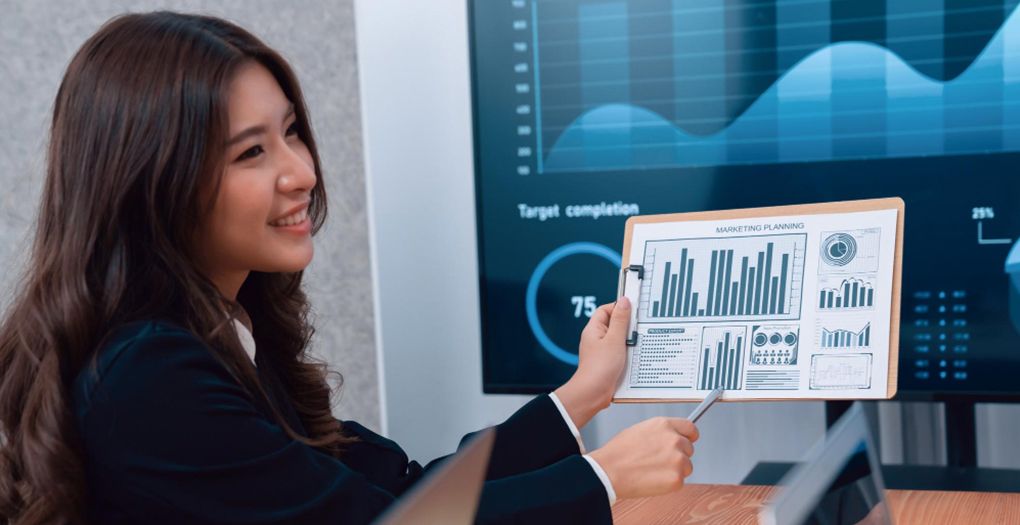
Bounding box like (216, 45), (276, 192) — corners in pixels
(608, 296), (632, 340)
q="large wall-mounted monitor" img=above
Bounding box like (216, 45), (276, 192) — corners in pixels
(470, 0), (1020, 397)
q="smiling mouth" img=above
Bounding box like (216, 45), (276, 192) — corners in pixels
(269, 208), (309, 227)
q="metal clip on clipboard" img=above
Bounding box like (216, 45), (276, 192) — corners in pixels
(618, 264), (643, 347)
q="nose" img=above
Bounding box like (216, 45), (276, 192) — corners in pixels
(276, 142), (317, 194)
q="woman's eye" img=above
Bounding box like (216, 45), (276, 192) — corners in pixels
(285, 122), (299, 137)
(237, 145), (264, 161)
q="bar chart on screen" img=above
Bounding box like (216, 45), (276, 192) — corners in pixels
(641, 234), (806, 323)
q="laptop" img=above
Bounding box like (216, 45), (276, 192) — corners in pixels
(373, 428), (495, 525)
(759, 402), (893, 525)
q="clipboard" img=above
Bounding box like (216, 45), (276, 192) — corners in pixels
(613, 198), (904, 403)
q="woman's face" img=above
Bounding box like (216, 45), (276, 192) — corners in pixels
(194, 61), (317, 298)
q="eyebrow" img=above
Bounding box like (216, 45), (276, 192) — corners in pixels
(226, 104), (296, 147)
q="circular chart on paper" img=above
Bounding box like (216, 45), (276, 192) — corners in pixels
(821, 233), (858, 267)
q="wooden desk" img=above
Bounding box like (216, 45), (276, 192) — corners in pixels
(612, 484), (1020, 524)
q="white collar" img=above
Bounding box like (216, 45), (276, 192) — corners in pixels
(232, 318), (257, 365)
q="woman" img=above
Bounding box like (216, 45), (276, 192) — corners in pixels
(0, 12), (698, 524)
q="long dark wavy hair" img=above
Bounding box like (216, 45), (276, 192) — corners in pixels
(0, 12), (353, 524)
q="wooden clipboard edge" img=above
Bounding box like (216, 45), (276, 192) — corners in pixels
(613, 197), (905, 403)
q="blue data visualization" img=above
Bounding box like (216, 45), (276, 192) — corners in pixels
(471, 0), (1020, 396)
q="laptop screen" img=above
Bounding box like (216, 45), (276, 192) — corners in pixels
(800, 441), (889, 525)
(759, 403), (892, 525)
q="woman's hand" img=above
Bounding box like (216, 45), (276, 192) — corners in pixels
(553, 296), (631, 429)
(589, 417), (699, 499)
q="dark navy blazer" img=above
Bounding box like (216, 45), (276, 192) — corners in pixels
(71, 321), (611, 524)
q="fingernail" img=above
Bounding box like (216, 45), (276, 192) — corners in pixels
(617, 296), (631, 309)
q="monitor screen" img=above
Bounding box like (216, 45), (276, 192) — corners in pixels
(469, 0), (1020, 395)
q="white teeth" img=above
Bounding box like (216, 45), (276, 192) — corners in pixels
(271, 208), (308, 227)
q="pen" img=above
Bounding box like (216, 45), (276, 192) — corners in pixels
(688, 387), (723, 423)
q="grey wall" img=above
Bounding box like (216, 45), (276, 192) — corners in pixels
(0, 0), (380, 429)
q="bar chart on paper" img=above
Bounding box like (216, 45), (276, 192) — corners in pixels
(820, 323), (872, 349)
(613, 202), (901, 401)
(642, 234), (806, 322)
(699, 327), (746, 390)
(818, 276), (876, 311)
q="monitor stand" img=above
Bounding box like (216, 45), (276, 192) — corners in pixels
(824, 400), (976, 467)
(824, 401), (975, 470)
(737, 400), (1020, 492)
